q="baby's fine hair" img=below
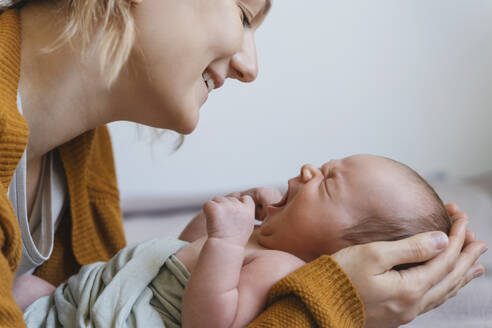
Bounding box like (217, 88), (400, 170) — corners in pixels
(341, 158), (452, 245)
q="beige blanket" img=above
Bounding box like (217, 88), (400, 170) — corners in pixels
(24, 238), (189, 328)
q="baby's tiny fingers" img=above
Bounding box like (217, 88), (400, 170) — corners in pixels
(240, 195), (253, 202)
(226, 191), (241, 198)
(240, 195), (255, 208)
(212, 196), (227, 203)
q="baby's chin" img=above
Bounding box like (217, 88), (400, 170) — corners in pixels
(257, 211), (282, 236)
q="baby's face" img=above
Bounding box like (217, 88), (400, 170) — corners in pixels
(257, 154), (415, 261)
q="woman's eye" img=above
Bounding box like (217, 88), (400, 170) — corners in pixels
(240, 8), (251, 27)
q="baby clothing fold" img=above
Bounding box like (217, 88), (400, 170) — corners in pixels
(23, 238), (189, 328)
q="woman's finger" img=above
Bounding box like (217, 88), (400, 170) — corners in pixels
(461, 262), (486, 289)
(422, 262), (485, 314)
(445, 206), (474, 244)
(426, 262), (485, 313)
(418, 240), (487, 314)
(366, 231), (449, 273)
(445, 203), (459, 217)
(450, 210), (468, 223)
(465, 229), (476, 245)
(405, 219), (468, 292)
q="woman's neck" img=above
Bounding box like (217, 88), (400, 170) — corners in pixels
(18, 2), (122, 162)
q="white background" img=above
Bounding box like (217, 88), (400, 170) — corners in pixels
(109, 0), (492, 204)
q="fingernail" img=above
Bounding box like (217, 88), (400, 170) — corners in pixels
(432, 232), (448, 250)
(473, 269), (484, 278)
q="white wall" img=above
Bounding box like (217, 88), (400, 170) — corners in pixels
(110, 0), (492, 203)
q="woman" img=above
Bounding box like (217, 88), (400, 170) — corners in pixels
(0, 0), (486, 327)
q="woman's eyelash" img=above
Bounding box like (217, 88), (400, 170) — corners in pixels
(240, 8), (251, 27)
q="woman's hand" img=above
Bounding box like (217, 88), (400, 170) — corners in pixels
(332, 205), (487, 328)
(12, 274), (56, 311)
(179, 187), (282, 242)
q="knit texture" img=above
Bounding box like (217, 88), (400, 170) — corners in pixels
(0, 8), (29, 328)
(1, 8), (365, 328)
(248, 255), (365, 327)
(0, 9), (126, 327)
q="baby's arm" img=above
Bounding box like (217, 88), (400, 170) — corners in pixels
(182, 196), (255, 328)
(12, 274), (56, 310)
(233, 250), (306, 326)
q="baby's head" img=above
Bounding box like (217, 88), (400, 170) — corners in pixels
(257, 154), (451, 262)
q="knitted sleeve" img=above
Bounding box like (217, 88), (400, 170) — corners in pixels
(0, 9), (29, 327)
(0, 254), (25, 328)
(246, 255), (365, 328)
(0, 199), (26, 328)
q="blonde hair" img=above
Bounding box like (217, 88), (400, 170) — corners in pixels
(1, 0), (136, 87)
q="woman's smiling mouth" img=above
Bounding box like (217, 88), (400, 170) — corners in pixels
(202, 68), (225, 93)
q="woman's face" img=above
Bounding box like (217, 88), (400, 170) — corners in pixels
(120, 0), (270, 134)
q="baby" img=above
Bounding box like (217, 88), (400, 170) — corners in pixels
(22, 154), (451, 328)
(178, 154), (451, 328)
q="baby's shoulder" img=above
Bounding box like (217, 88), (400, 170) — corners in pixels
(243, 249), (306, 281)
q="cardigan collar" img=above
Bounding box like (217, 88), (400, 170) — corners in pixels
(0, 9), (123, 267)
(0, 9), (29, 191)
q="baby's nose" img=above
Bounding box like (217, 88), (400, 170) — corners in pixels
(300, 164), (318, 182)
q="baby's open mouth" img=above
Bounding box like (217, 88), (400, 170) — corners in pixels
(271, 190), (289, 208)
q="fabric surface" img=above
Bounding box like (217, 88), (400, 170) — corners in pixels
(10, 111), (68, 276)
(23, 238), (188, 328)
(23, 238), (365, 328)
(249, 255), (365, 328)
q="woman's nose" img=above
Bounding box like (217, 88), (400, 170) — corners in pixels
(228, 31), (258, 82)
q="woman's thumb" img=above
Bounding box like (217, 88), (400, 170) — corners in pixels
(370, 232), (448, 273)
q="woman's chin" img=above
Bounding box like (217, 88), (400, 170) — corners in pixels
(176, 122), (197, 135)
(173, 110), (200, 135)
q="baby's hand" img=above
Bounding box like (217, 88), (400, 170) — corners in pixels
(203, 196), (255, 246)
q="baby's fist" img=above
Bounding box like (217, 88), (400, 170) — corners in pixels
(203, 196), (255, 246)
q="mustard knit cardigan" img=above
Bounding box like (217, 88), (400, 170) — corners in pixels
(0, 9), (364, 328)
